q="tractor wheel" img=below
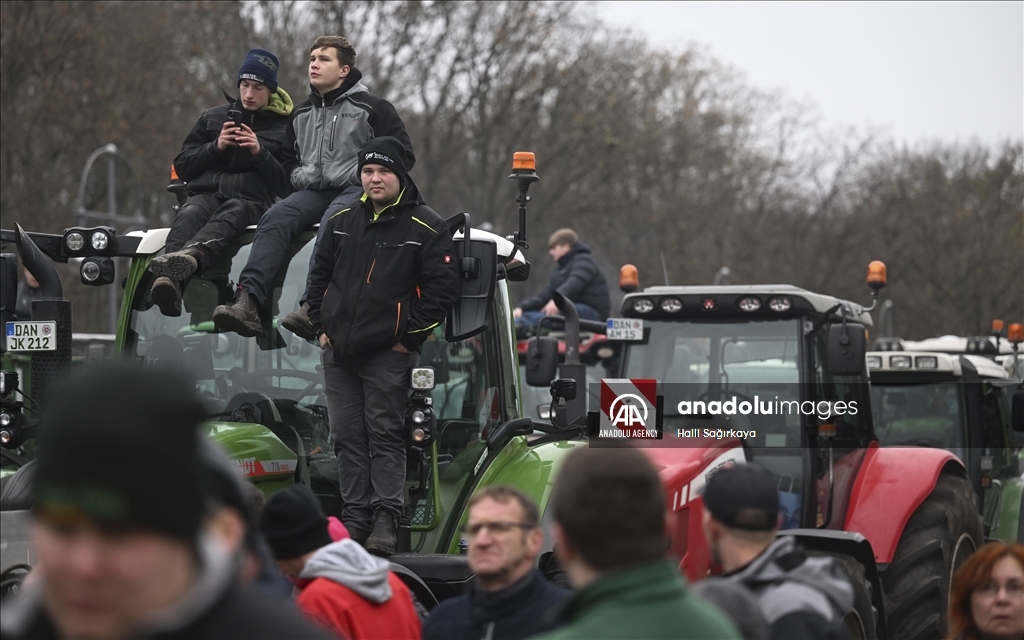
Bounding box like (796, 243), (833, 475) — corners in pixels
(809, 551), (877, 640)
(882, 473), (982, 640)
(0, 459), (37, 511)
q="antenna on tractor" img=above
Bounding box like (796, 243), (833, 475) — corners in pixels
(660, 252), (670, 286)
(507, 152), (538, 251)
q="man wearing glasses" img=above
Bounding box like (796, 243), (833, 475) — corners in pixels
(423, 486), (568, 640)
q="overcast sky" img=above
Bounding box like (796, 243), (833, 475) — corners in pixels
(596, 1), (1023, 149)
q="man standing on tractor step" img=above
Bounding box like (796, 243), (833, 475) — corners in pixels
(150, 48), (292, 317)
(306, 136), (459, 556)
(701, 464), (854, 640)
(213, 35), (414, 338)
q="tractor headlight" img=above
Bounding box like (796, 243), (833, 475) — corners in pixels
(768, 297), (792, 312)
(737, 297), (761, 312)
(411, 367), (435, 391)
(65, 232), (85, 252)
(632, 298), (654, 314)
(659, 298), (682, 313)
(90, 230), (110, 251)
(80, 257), (115, 286)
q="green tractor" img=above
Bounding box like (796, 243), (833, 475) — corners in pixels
(867, 346), (1024, 543)
(0, 153), (589, 607)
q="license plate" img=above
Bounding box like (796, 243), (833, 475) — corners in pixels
(5, 322), (57, 351)
(606, 318), (643, 341)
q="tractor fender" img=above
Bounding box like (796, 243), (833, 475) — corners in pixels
(843, 442), (963, 564)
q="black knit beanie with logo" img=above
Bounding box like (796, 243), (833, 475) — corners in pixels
(238, 48), (280, 93)
(33, 362), (207, 543)
(259, 484), (332, 560)
(357, 136), (408, 186)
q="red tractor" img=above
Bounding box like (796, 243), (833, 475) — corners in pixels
(525, 262), (983, 639)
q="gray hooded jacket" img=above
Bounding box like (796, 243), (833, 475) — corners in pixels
(299, 539), (393, 603)
(723, 536), (854, 639)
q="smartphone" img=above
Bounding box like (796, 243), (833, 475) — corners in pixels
(227, 109), (243, 128)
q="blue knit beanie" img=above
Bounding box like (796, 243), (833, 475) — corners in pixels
(238, 48), (279, 93)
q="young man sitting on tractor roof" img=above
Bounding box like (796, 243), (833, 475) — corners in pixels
(213, 35), (415, 339)
(149, 48), (293, 316)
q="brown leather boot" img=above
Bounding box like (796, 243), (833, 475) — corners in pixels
(213, 290), (262, 337)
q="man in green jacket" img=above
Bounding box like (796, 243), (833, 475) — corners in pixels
(536, 447), (741, 640)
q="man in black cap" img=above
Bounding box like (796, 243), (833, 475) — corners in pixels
(150, 47), (293, 316)
(0, 362), (330, 639)
(305, 136), (459, 555)
(258, 484), (422, 638)
(700, 463), (854, 640)
(214, 34), (415, 339)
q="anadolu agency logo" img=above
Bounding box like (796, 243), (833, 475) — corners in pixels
(597, 379), (662, 439)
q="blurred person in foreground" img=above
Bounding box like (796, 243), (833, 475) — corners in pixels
(258, 483), (421, 639)
(536, 447), (740, 639)
(947, 541), (1024, 640)
(423, 485), (568, 639)
(701, 464), (853, 640)
(0, 362), (329, 639)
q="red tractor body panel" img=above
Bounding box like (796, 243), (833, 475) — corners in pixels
(643, 441), (746, 582)
(842, 442), (960, 564)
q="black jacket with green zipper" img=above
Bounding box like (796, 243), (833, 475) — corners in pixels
(306, 179), (459, 358)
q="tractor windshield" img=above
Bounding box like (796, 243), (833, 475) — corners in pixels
(870, 382), (965, 458)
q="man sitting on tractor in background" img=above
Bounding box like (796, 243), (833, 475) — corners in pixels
(306, 137), (459, 556)
(423, 485), (568, 639)
(513, 228), (610, 335)
(214, 35), (415, 339)
(150, 48), (293, 316)
(700, 464), (854, 640)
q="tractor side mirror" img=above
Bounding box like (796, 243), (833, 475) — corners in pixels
(827, 322), (867, 376)
(445, 214), (498, 342)
(1011, 389), (1024, 433)
(525, 336), (558, 387)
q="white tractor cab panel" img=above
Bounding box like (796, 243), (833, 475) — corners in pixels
(902, 334), (1015, 356)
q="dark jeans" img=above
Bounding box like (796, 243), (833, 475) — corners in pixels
(321, 344), (413, 532)
(164, 194), (266, 272)
(516, 302), (603, 329)
(237, 185), (363, 307)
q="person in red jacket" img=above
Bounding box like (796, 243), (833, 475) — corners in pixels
(258, 484), (421, 639)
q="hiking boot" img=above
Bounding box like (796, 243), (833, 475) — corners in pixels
(364, 511), (398, 557)
(213, 291), (262, 337)
(281, 302), (317, 341)
(150, 246), (200, 282)
(348, 528), (371, 546)
(151, 276), (182, 317)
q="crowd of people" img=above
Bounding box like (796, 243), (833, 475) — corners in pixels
(2, 361), (1023, 640)
(2, 30), (1021, 640)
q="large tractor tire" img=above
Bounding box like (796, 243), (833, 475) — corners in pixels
(882, 473), (982, 640)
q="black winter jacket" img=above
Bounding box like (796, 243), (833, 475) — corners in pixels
(306, 179), (459, 357)
(422, 569), (569, 640)
(173, 91), (293, 205)
(519, 242), (611, 320)
(282, 69), (414, 191)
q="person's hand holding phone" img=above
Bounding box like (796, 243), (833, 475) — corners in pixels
(216, 120), (239, 152)
(234, 123), (262, 157)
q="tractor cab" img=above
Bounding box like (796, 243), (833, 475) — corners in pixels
(867, 349), (1024, 541)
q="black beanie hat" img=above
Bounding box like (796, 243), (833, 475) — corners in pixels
(701, 464), (780, 531)
(238, 48), (279, 93)
(259, 484), (332, 560)
(33, 362), (206, 542)
(358, 136), (408, 185)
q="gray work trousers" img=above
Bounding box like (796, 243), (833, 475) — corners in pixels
(321, 344), (413, 532)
